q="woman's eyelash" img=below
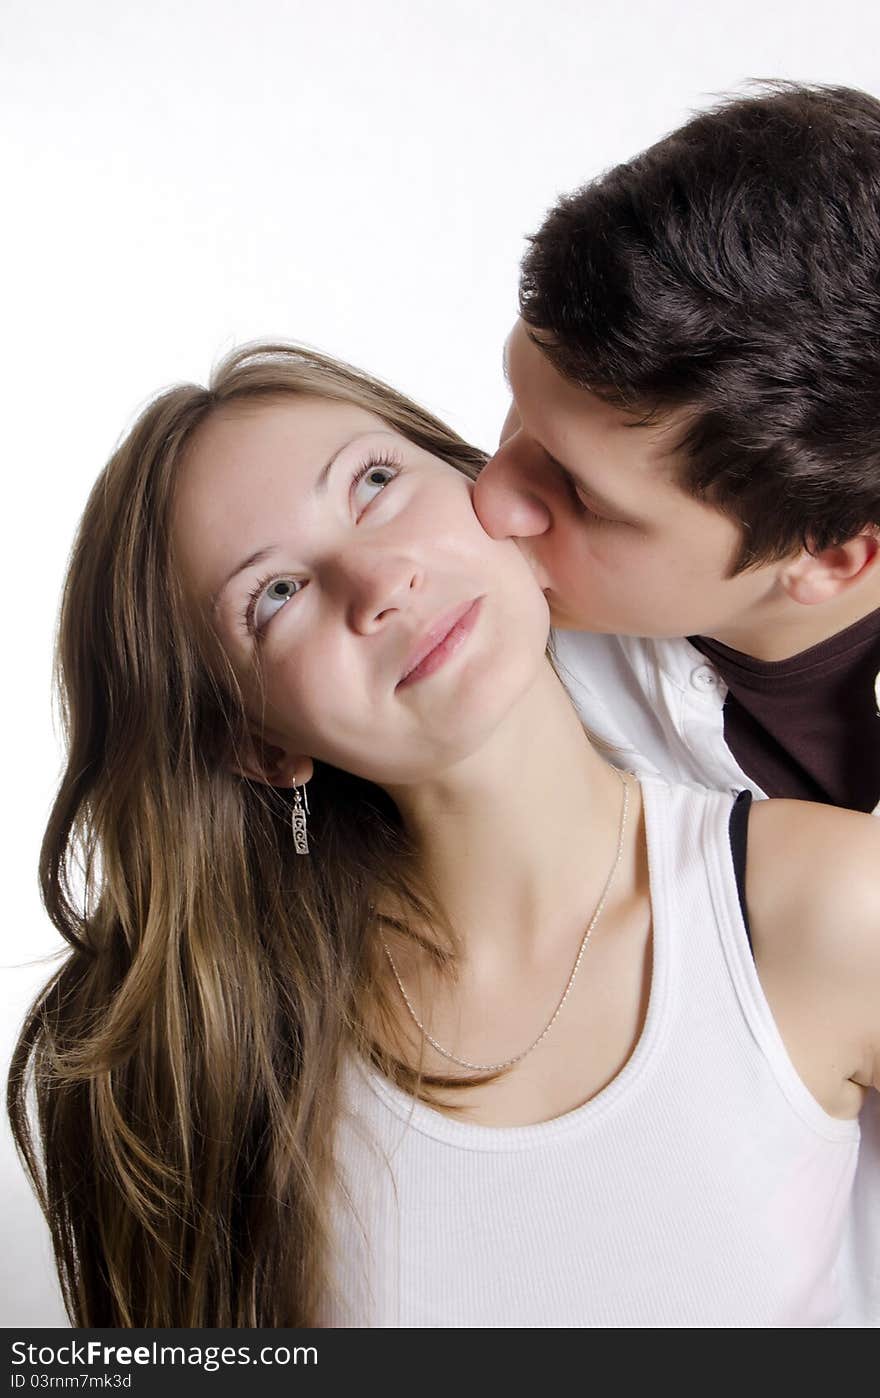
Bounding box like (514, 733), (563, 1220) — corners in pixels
(243, 568), (291, 637)
(241, 448), (402, 637)
(348, 451), (401, 494)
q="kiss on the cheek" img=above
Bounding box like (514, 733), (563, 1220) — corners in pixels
(13, 78), (880, 1332)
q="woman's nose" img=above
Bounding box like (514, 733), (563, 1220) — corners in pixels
(473, 448), (553, 541)
(339, 550), (423, 634)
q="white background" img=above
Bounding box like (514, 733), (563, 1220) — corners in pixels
(3, 0), (879, 1327)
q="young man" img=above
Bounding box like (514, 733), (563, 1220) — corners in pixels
(473, 82), (880, 816)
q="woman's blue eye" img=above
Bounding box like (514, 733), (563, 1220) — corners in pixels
(352, 460), (398, 510)
(247, 574), (304, 635)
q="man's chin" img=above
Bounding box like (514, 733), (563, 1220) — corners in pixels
(550, 612), (610, 634)
(546, 593), (602, 633)
(553, 621), (607, 634)
(547, 603), (627, 635)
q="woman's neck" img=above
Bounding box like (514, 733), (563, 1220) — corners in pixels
(382, 660), (626, 978)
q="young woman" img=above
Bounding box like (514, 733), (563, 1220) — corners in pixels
(8, 343), (879, 1328)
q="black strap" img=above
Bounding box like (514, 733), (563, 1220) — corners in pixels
(728, 790), (754, 957)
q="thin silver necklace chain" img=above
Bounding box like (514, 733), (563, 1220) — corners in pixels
(380, 769), (631, 1074)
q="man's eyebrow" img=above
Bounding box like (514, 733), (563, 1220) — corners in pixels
(209, 433), (362, 615)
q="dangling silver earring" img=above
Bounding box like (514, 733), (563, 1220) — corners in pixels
(291, 777), (310, 855)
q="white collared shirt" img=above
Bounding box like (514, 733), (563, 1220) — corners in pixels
(551, 629), (880, 815)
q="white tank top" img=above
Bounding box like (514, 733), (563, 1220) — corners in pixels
(321, 779), (866, 1328)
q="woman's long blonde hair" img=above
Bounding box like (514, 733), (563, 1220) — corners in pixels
(7, 342), (495, 1327)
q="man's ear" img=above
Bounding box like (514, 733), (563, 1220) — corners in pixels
(228, 731), (314, 789)
(780, 530), (880, 606)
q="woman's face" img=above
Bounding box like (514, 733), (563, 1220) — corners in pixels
(172, 396), (550, 785)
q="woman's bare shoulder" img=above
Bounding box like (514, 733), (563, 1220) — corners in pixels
(745, 798), (880, 1099)
(746, 797), (880, 928)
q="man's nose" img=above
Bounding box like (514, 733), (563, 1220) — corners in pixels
(337, 550), (423, 634)
(473, 445), (553, 541)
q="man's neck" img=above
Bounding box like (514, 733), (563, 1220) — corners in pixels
(706, 569), (880, 663)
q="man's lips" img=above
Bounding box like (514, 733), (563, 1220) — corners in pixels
(396, 598), (483, 689)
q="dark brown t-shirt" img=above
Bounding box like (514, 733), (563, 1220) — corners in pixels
(689, 609), (880, 813)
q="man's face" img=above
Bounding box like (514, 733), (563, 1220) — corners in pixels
(473, 320), (780, 638)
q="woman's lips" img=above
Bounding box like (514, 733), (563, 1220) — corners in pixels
(396, 598), (483, 689)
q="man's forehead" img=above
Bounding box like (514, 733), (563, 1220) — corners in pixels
(504, 324), (680, 469)
(502, 319), (551, 380)
(504, 320), (598, 412)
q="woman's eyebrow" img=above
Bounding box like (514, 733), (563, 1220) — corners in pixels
(312, 432), (363, 496)
(209, 432), (365, 615)
(210, 545), (279, 616)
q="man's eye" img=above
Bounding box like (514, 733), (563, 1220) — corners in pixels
(558, 468), (621, 525)
(564, 475), (606, 520)
(573, 485), (602, 514)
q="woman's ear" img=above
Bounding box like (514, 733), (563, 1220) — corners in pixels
(228, 733), (314, 789)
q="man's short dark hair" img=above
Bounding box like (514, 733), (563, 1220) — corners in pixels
(519, 82), (880, 573)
